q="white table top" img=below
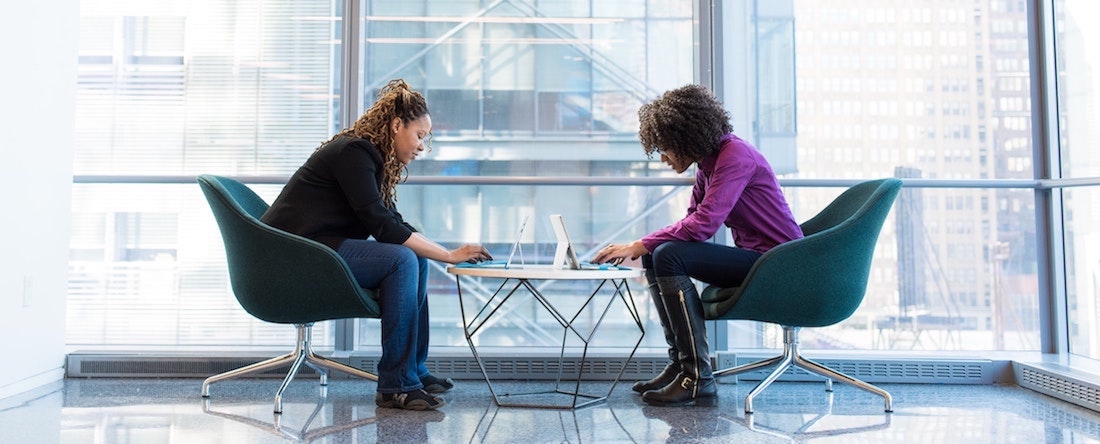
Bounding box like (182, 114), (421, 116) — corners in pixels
(447, 263), (643, 280)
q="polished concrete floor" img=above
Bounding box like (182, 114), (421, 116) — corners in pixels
(2, 376), (1100, 443)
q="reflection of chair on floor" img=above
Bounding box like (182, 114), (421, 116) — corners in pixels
(201, 388), (379, 442)
(700, 178), (902, 414)
(717, 395), (893, 442)
(197, 175), (381, 413)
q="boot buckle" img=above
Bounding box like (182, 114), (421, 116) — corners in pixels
(680, 376), (694, 390)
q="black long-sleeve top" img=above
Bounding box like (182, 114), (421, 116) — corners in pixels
(261, 136), (416, 250)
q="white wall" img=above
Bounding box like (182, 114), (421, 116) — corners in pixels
(0, 1), (79, 399)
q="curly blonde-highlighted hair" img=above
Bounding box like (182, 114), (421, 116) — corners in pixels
(637, 84), (732, 163)
(328, 79), (431, 206)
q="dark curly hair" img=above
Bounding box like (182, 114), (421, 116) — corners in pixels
(637, 84), (732, 162)
(327, 79), (431, 206)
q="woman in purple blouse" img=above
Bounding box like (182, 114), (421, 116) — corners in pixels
(593, 84), (803, 407)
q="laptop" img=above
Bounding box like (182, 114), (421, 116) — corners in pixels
(457, 215), (529, 269)
(549, 214), (623, 270)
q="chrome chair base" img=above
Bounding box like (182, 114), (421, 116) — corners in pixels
(714, 326), (893, 414)
(201, 323), (378, 413)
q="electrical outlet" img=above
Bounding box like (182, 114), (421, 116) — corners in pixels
(716, 352), (739, 384)
(717, 352), (738, 369)
(22, 275), (32, 308)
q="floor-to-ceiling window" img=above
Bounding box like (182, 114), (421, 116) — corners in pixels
(771, 0), (1040, 353)
(68, 0), (1074, 361)
(1054, 0), (1100, 360)
(347, 1), (698, 351)
(70, 0), (345, 349)
(66, 0), (702, 353)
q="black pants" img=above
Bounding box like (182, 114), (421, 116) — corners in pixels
(644, 241), (762, 287)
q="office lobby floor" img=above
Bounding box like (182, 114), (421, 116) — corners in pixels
(2, 377), (1100, 443)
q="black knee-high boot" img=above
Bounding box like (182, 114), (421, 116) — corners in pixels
(642, 275), (716, 407)
(632, 268), (681, 394)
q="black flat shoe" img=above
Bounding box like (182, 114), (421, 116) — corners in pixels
(375, 389), (445, 410)
(420, 374), (455, 393)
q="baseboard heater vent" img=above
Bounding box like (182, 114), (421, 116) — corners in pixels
(1015, 363), (1100, 413)
(66, 352), (664, 381)
(68, 351), (1006, 386)
(715, 353), (999, 384)
(66, 353), (322, 378)
(350, 355), (665, 381)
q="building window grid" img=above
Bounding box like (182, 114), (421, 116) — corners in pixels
(66, 0), (1096, 359)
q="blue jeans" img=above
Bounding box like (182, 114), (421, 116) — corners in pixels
(336, 239), (430, 394)
(645, 241), (762, 286)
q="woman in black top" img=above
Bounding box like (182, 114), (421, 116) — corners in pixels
(263, 79), (491, 410)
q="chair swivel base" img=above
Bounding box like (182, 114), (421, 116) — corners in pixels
(714, 326), (892, 414)
(201, 323), (378, 413)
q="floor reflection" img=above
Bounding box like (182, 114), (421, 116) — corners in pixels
(1, 378), (1100, 443)
(724, 410), (893, 442)
(201, 387), (382, 442)
(714, 390), (892, 441)
(466, 401), (637, 443)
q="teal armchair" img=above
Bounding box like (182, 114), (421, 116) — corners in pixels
(700, 178), (902, 414)
(197, 174), (381, 413)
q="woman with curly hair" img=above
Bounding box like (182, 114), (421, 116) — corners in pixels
(262, 79), (492, 410)
(593, 84), (803, 407)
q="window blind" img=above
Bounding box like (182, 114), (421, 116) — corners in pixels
(69, 0), (341, 348)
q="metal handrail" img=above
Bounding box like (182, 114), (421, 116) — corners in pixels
(72, 174), (1099, 189)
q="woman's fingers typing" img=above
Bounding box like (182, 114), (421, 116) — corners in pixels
(458, 244), (492, 263)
